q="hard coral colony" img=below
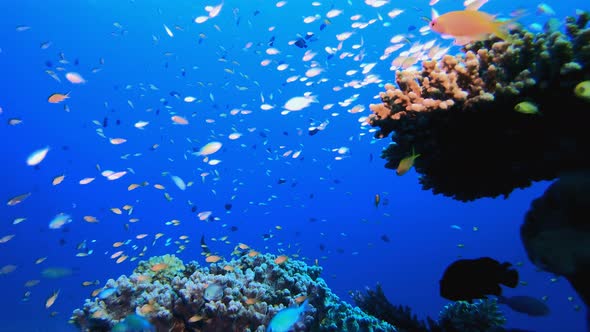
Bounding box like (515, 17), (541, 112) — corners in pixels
(368, 11), (590, 202)
(71, 254), (395, 331)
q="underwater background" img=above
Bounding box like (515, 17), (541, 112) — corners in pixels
(0, 0), (587, 331)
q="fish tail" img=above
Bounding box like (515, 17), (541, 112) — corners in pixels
(493, 11), (525, 43)
(299, 299), (310, 314)
(492, 22), (511, 41)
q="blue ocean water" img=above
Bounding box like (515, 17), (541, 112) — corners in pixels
(0, 0), (587, 331)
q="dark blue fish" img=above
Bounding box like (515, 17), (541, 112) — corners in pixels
(200, 234), (211, 254)
(294, 38), (307, 48)
(440, 257), (518, 302)
(498, 295), (550, 316)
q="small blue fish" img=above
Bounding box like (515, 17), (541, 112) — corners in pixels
(112, 314), (155, 332)
(267, 299), (309, 332)
(97, 287), (117, 300)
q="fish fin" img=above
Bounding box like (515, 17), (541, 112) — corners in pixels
(465, 3), (481, 11)
(453, 37), (474, 45)
(299, 299), (309, 312)
(491, 22), (512, 41)
(501, 266), (519, 288)
(492, 12), (527, 43)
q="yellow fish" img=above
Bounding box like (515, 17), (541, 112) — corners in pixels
(514, 101), (539, 114)
(396, 149), (421, 176)
(429, 8), (512, 44)
(374, 194), (381, 207)
(574, 80), (590, 101)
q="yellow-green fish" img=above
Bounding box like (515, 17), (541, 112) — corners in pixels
(574, 80), (590, 101)
(396, 148), (420, 176)
(514, 101), (539, 115)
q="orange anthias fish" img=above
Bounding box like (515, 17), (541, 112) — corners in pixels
(429, 9), (511, 44)
(48, 92), (70, 103)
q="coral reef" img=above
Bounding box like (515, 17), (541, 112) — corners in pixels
(352, 284), (506, 332)
(368, 12), (590, 201)
(351, 283), (436, 332)
(520, 171), (590, 308)
(437, 299), (506, 332)
(134, 254), (187, 283)
(71, 254), (396, 332)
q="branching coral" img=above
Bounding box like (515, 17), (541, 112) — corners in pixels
(351, 284), (512, 332)
(71, 254), (397, 332)
(438, 299), (506, 332)
(351, 283), (436, 332)
(368, 13), (590, 201)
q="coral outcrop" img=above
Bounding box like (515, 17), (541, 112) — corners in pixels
(71, 254), (396, 332)
(520, 171), (590, 308)
(368, 12), (590, 201)
(352, 284), (506, 332)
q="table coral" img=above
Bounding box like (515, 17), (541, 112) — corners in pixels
(368, 12), (590, 201)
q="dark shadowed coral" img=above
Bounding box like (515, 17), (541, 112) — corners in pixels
(71, 254), (396, 332)
(351, 283), (437, 332)
(352, 284), (509, 332)
(368, 13), (590, 201)
(520, 171), (590, 308)
(438, 299), (506, 332)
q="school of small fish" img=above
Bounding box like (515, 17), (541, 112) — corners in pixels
(2, 0), (584, 326)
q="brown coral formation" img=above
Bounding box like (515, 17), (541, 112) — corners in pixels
(368, 13), (590, 201)
(71, 254), (396, 332)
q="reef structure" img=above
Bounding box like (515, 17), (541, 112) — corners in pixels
(520, 171), (590, 309)
(352, 284), (506, 332)
(368, 12), (590, 201)
(71, 254), (396, 332)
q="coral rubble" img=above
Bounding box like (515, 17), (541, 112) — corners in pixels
(368, 12), (590, 201)
(71, 254), (396, 332)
